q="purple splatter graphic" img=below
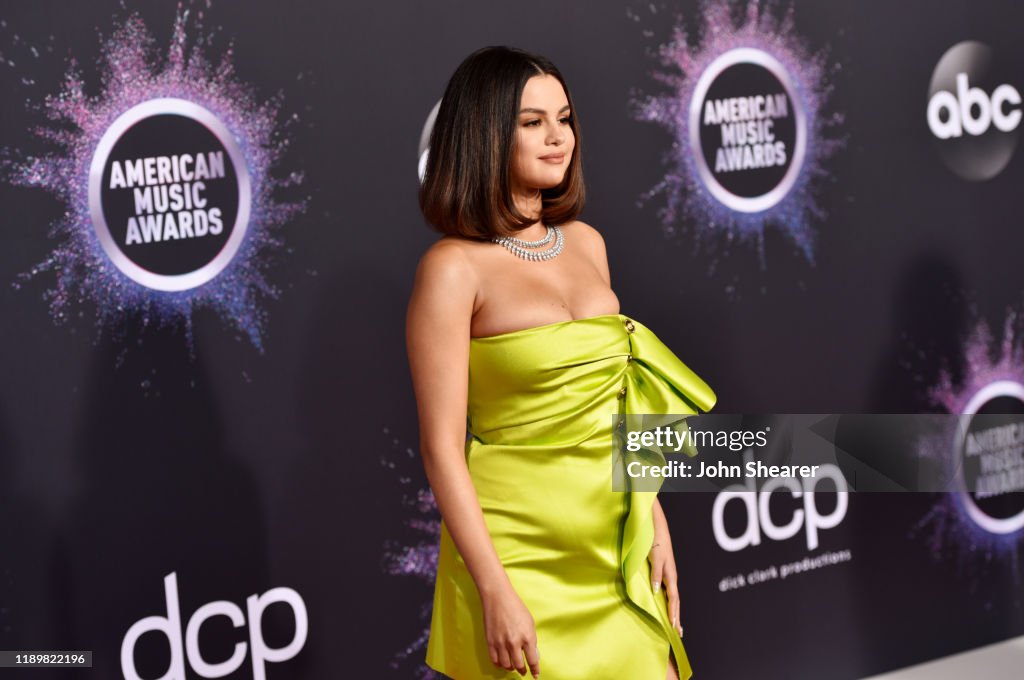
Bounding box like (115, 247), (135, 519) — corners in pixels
(4, 5), (305, 352)
(914, 314), (1024, 586)
(380, 426), (441, 679)
(629, 0), (843, 265)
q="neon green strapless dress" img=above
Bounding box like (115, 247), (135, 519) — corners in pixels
(425, 313), (716, 679)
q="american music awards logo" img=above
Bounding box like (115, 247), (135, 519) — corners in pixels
(630, 0), (844, 266)
(916, 315), (1024, 586)
(5, 7), (306, 351)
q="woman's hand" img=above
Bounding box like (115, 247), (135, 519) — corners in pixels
(480, 583), (541, 678)
(650, 499), (684, 638)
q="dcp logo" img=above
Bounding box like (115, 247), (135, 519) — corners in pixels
(121, 572), (308, 680)
(927, 41), (1021, 181)
(712, 450), (848, 552)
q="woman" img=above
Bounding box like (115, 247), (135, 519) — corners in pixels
(406, 46), (715, 679)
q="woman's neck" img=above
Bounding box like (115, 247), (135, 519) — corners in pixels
(511, 187), (545, 237)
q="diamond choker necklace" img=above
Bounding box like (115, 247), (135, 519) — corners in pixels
(492, 225), (564, 261)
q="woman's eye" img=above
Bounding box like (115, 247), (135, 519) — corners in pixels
(521, 117), (571, 127)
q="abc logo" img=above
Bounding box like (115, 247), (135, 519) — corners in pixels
(927, 41), (1021, 181)
(712, 451), (848, 552)
(927, 74), (1021, 139)
(121, 572), (308, 680)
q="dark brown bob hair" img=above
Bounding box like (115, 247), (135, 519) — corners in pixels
(419, 46), (585, 239)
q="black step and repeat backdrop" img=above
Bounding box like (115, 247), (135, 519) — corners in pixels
(1, 1), (1022, 678)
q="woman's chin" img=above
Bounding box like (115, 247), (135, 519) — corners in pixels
(532, 173), (568, 190)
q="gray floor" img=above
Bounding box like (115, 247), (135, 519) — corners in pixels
(861, 635), (1024, 680)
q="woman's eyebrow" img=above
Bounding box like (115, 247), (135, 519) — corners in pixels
(518, 105), (572, 114)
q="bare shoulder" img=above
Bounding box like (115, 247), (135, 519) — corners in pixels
(415, 237), (480, 286)
(565, 220), (610, 278)
(567, 220), (608, 256)
(567, 220), (606, 246)
(409, 236), (482, 323)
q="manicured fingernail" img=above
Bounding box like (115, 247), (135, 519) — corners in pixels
(652, 581), (660, 593)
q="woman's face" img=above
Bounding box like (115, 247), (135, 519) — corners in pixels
(511, 74), (575, 194)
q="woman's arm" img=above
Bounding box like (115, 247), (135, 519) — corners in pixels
(580, 221), (683, 638)
(406, 242), (541, 677)
(406, 241), (511, 598)
(651, 497), (684, 637)
(652, 497), (673, 555)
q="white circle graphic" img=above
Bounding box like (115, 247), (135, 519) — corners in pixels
(418, 99), (441, 183)
(88, 98), (252, 292)
(689, 48), (807, 213)
(955, 380), (1024, 535)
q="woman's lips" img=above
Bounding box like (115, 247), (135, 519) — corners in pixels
(539, 154), (565, 164)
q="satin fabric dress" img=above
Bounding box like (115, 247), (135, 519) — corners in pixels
(425, 313), (716, 679)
